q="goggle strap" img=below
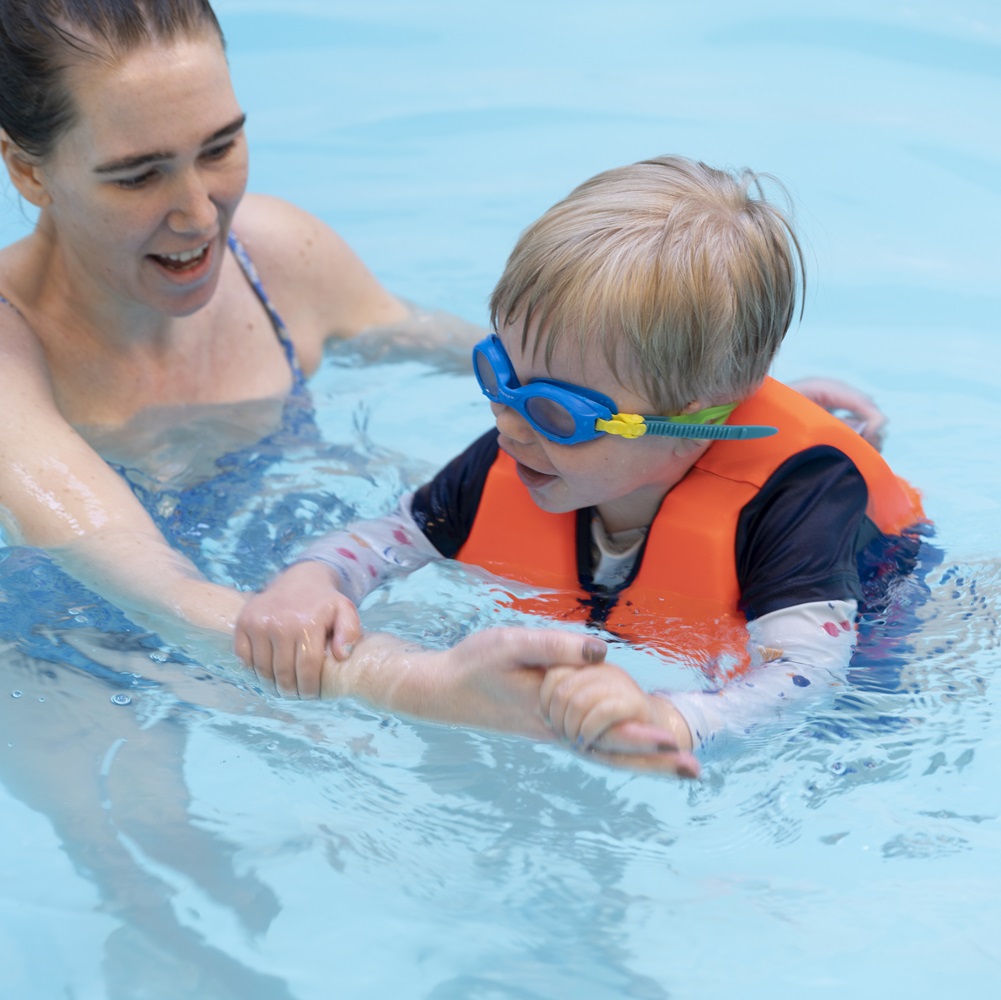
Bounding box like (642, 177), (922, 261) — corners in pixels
(669, 402), (738, 425)
(641, 419), (778, 440)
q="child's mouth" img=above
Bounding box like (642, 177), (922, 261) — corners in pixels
(515, 462), (558, 489)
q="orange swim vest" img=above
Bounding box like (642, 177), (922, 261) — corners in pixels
(456, 378), (924, 671)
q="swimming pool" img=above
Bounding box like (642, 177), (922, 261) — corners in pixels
(1, 1), (1000, 997)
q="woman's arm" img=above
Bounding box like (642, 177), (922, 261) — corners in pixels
(787, 376), (887, 451)
(0, 315), (245, 659)
(232, 195), (480, 375)
(321, 625), (693, 774)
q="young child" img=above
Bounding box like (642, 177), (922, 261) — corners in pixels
(236, 155), (924, 767)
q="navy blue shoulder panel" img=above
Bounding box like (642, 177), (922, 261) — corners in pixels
(736, 444), (872, 619)
(410, 429), (501, 557)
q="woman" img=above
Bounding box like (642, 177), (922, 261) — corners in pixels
(0, 0), (401, 635)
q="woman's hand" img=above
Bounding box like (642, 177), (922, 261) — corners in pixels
(321, 626), (700, 776)
(234, 561), (362, 699)
(789, 376), (887, 451)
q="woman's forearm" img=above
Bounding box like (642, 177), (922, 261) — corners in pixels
(320, 627), (608, 739)
(51, 527), (247, 663)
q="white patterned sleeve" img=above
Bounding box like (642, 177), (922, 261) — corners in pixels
(294, 493), (443, 605)
(664, 599), (858, 750)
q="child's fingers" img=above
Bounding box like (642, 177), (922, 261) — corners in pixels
(574, 692), (655, 750)
(330, 603), (363, 661)
(234, 614), (275, 678)
(539, 666), (583, 741)
(233, 626), (253, 670)
(588, 747), (702, 779)
(543, 666), (638, 746)
(292, 627), (328, 700)
(595, 720), (680, 754)
(859, 413), (887, 451)
(538, 663), (580, 725)
(245, 632), (279, 689)
(555, 673), (612, 744)
(234, 605), (282, 686)
(271, 633), (304, 697)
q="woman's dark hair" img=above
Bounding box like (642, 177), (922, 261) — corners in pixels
(0, 0), (225, 158)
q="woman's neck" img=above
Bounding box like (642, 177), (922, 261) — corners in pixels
(2, 230), (293, 426)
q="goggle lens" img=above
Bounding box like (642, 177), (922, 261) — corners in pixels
(474, 349), (500, 397)
(525, 395), (578, 439)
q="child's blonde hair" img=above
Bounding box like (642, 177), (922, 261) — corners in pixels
(489, 155), (805, 413)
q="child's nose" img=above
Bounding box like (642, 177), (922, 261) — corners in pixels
(491, 402), (536, 444)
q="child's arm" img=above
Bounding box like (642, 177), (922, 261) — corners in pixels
(294, 493), (443, 604)
(539, 599), (856, 771)
(664, 599), (858, 749)
(234, 495), (443, 697)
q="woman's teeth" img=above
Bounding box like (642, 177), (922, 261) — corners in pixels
(155, 244), (208, 269)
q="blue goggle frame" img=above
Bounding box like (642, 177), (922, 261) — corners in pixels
(473, 335), (777, 444)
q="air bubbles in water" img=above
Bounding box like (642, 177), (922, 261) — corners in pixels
(110, 693), (133, 706)
(10, 690), (22, 699)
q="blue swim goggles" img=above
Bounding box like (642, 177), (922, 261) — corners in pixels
(473, 334), (778, 445)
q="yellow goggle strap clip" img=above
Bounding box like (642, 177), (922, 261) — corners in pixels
(594, 413), (648, 438)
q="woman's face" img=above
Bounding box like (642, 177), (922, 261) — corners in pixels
(36, 32), (248, 319)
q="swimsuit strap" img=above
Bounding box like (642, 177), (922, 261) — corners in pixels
(227, 230), (306, 388)
(0, 291), (25, 319)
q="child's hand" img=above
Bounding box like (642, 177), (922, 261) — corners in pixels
(234, 561), (362, 699)
(540, 663), (700, 778)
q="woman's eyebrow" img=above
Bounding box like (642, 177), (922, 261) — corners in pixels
(93, 113), (247, 175)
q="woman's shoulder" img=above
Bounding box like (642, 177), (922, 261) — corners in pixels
(0, 236), (33, 315)
(0, 246), (45, 365)
(232, 193), (362, 285)
(0, 283), (58, 420)
(231, 194), (406, 361)
(233, 192), (323, 242)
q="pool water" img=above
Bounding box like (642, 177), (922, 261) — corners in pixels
(1, 1), (1000, 997)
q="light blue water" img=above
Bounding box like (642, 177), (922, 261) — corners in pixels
(1, 2), (1000, 998)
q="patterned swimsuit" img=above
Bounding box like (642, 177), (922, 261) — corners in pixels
(0, 231), (339, 589)
(0, 233), (368, 678)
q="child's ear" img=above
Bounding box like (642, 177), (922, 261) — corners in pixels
(670, 399), (715, 457)
(671, 436), (711, 458)
(1, 133), (53, 208)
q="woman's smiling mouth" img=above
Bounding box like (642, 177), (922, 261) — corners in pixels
(150, 242), (210, 272)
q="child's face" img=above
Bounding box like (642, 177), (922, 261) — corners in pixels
(491, 324), (710, 534)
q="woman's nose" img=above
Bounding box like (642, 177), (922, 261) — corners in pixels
(167, 173), (217, 235)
